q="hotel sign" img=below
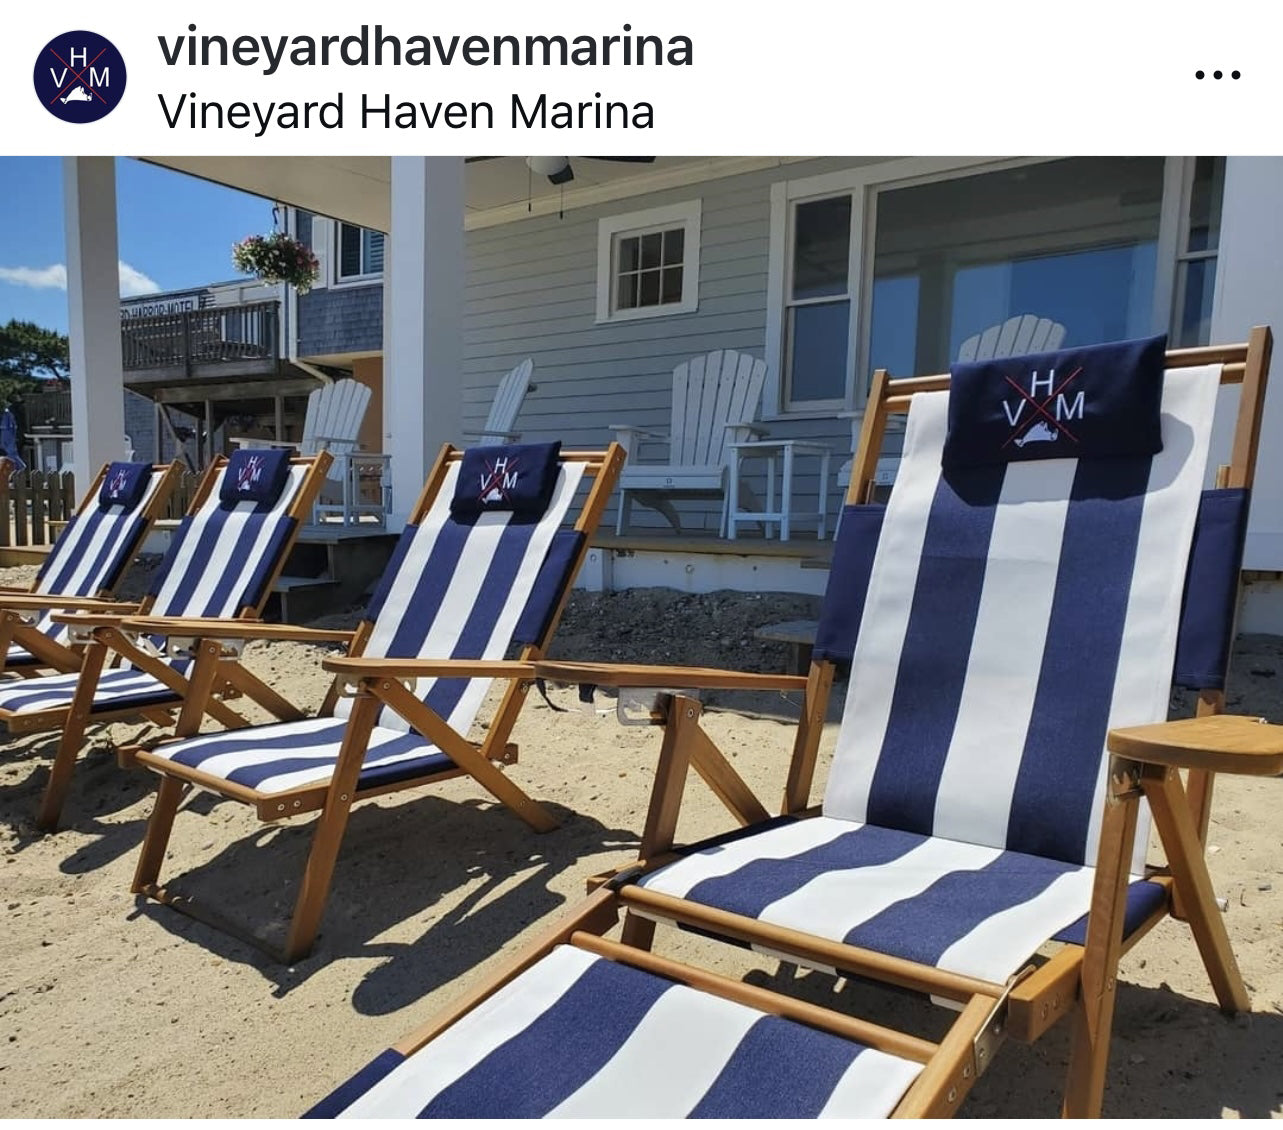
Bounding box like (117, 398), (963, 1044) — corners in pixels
(120, 290), (214, 319)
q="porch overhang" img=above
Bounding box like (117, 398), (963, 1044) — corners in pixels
(138, 156), (800, 232)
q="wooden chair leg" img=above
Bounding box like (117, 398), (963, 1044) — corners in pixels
(1063, 777), (1140, 1118)
(637, 694), (701, 861)
(36, 711), (91, 832)
(282, 693), (380, 962)
(609, 695), (707, 954)
(35, 640), (109, 831)
(1143, 765), (1249, 1014)
(132, 774), (187, 892)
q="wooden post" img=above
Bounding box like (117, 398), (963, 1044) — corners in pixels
(13, 474), (28, 547)
(0, 474), (10, 548)
(31, 473), (46, 545)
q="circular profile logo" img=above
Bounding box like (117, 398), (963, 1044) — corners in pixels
(33, 30), (126, 123)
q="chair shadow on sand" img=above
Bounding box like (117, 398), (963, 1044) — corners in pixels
(740, 964), (1283, 1117)
(0, 727), (163, 857)
(122, 792), (639, 1006)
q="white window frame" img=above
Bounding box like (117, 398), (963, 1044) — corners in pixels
(595, 199), (701, 324)
(333, 220), (386, 287)
(764, 155), (1193, 420)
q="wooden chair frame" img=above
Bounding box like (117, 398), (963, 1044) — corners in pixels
(0, 461), (184, 679)
(118, 443), (625, 963)
(0, 453), (332, 831)
(360, 330), (1277, 1118)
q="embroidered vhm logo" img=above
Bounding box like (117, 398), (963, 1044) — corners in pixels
(1001, 366), (1084, 450)
(237, 455), (265, 492)
(478, 455), (520, 504)
(106, 467), (130, 499)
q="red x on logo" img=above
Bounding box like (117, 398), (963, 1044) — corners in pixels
(1002, 367), (1083, 448)
(47, 46), (109, 106)
(479, 457), (520, 502)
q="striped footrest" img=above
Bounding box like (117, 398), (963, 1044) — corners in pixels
(307, 945), (922, 1118)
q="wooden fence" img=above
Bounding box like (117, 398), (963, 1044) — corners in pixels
(0, 470), (207, 547)
(0, 471), (78, 547)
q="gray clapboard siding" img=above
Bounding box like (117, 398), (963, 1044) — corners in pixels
(458, 162), (850, 532)
(307, 157), (894, 534)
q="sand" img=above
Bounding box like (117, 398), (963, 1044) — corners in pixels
(0, 567), (1281, 1119)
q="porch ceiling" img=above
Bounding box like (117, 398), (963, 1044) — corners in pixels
(138, 156), (772, 232)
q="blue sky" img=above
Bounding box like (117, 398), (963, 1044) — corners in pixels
(0, 157), (276, 334)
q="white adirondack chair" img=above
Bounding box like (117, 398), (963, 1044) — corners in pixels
(613, 349), (769, 536)
(464, 359), (536, 445)
(834, 314), (1068, 526)
(233, 378), (385, 526)
(955, 313), (1068, 362)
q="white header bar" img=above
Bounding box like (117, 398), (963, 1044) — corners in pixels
(2, 0), (1273, 155)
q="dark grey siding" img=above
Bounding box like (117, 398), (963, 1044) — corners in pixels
(298, 284), (382, 357)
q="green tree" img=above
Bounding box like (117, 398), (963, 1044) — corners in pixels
(0, 320), (69, 407)
(0, 319), (70, 381)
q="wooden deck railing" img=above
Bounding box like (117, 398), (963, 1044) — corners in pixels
(120, 301), (280, 374)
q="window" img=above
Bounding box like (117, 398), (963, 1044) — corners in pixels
(336, 222), (385, 281)
(1172, 157), (1225, 347)
(868, 158), (1165, 378)
(783, 196), (853, 408)
(768, 157), (1205, 416)
(596, 200), (701, 322)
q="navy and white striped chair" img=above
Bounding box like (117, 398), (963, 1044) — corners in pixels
(0, 449), (331, 830)
(119, 441), (624, 963)
(308, 329), (1282, 1119)
(0, 460), (181, 677)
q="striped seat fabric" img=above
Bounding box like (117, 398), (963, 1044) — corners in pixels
(0, 461), (311, 719)
(307, 945), (923, 1119)
(634, 364), (1221, 987)
(141, 459), (586, 793)
(4, 464), (168, 670)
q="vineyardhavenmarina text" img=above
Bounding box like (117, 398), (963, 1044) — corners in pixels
(154, 23), (690, 132)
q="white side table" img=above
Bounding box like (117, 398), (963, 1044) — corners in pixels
(727, 440), (831, 541)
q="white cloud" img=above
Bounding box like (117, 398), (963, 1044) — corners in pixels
(0, 264), (66, 289)
(117, 262), (161, 296)
(0, 261), (161, 297)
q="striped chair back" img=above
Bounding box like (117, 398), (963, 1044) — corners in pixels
(340, 455), (587, 735)
(23, 463), (173, 649)
(823, 362), (1222, 870)
(146, 459), (316, 620)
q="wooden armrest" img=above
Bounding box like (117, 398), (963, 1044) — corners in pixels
(1108, 715), (1283, 776)
(8, 595), (137, 614)
(48, 611), (136, 629)
(121, 616), (356, 644)
(533, 660), (809, 692)
(322, 656), (536, 678)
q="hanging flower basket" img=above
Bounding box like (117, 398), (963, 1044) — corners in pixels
(231, 232), (320, 293)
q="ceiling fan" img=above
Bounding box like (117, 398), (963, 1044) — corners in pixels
(466, 155), (656, 186)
